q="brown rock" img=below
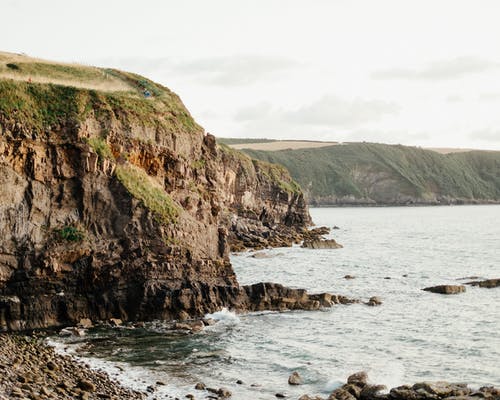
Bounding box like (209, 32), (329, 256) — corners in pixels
(366, 297), (382, 306)
(465, 278), (500, 288)
(77, 379), (96, 392)
(422, 285), (466, 295)
(347, 371), (368, 387)
(288, 371), (303, 385)
(302, 239), (343, 249)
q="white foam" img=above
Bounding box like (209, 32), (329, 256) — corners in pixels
(205, 308), (240, 325)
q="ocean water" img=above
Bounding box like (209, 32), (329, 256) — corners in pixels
(50, 206), (500, 399)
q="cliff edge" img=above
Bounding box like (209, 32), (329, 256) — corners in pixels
(0, 54), (312, 330)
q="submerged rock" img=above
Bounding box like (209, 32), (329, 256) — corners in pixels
(465, 278), (500, 288)
(422, 285), (466, 295)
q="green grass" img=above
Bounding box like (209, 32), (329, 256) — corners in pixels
(56, 225), (85, 242)
(242, 143), (500, 204)
(115, 163), (179, 224)
(87, 137), (114, 162)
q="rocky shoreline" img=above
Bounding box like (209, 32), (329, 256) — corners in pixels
(0, 334), (144, 399)
(2, 335), (499, 400)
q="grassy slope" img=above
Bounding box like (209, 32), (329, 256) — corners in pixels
(0, 53), (201, 224)
(241, 143), (500, 204)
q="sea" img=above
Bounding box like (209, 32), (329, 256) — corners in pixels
(49, 206), (500, 399)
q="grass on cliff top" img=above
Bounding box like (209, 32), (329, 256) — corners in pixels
(0, 52), (201, 136)
(115, 163), (179, 224)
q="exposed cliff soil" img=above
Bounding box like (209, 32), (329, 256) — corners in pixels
(0, 69), (322, 331)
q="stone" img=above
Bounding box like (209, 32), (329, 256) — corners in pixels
(194, 382), (206, 390)
(275, 393), (287, 398)
(288, 371), (303, 385)
(359, 384), (387, 399)
(344, 275), (355, 280)
(77, 379), (96, 392)
(78, 318), (93, 328)
(328, 388), (356, 400)
(109, 318), (123, 327)
(217, 387), (232, 398)
(422, 285), (466, 295)
(347, 371), (368, 386)
(366, 296), (382, 306)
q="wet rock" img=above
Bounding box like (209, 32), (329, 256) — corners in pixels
(194, 382), (206, 390)
(328, 388), (357, 400)
(275, 393), (287, 398)
(422, 285), (466, 295)
(366, 297), (382, 306)
(236, 380), (244, 385)
(299, 396), (324, 400)
(412, 382), (471, 398)
(359, 384), (387, 399)
(347, 371), (368, 387)
(344, 275), (355, 280)
(302, 239), (343, 249)
(465, 278), (500, 288)
(288, 371), (303, 385)
(185, 395), (195, 400)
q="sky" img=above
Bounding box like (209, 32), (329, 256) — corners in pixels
(2, 0), (500, 150)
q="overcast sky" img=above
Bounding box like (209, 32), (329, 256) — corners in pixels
(3, 0), (500, 149)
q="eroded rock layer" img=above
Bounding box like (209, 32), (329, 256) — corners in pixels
(0, 78), (310, 330)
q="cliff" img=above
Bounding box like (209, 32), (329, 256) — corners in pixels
(0, 54), (312, 330)
(232, 142), (500, 206)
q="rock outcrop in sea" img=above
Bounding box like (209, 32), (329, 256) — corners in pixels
(0, 61), (336, 331)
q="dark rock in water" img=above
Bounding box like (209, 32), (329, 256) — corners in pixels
(366, 297), (382, 306)
(465, 278), (500, 288)
(344, 275), (355, 280)
(422, 285), (466, 295)
(412, 382), (471, 398)
(194, 382), (206, 390)
(328, 387), (357, 400)
(302, 239), (343, 249)
(288, 371), (303, 385)
(333, 226), (340, 230)
(276, 393), (287, 398)
(236, 380), (244, 385)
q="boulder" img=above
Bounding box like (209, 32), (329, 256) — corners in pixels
(347, 371), (368, 387)
(422, 285), (465, 295)
(288, 371), (303, 385)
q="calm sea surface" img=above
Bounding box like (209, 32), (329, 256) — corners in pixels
(50, 206), (500, 399)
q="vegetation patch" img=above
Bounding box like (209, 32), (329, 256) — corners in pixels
(56, 225), (85, 242)
(115, 163), (179, 224)
(87, 137), (114, 162)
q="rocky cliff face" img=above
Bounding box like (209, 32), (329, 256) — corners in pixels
(0, 77), (310, 331)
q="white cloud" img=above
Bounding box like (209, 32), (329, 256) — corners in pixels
(372, 57), (500, 81)
(170, 55), (299, 86)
